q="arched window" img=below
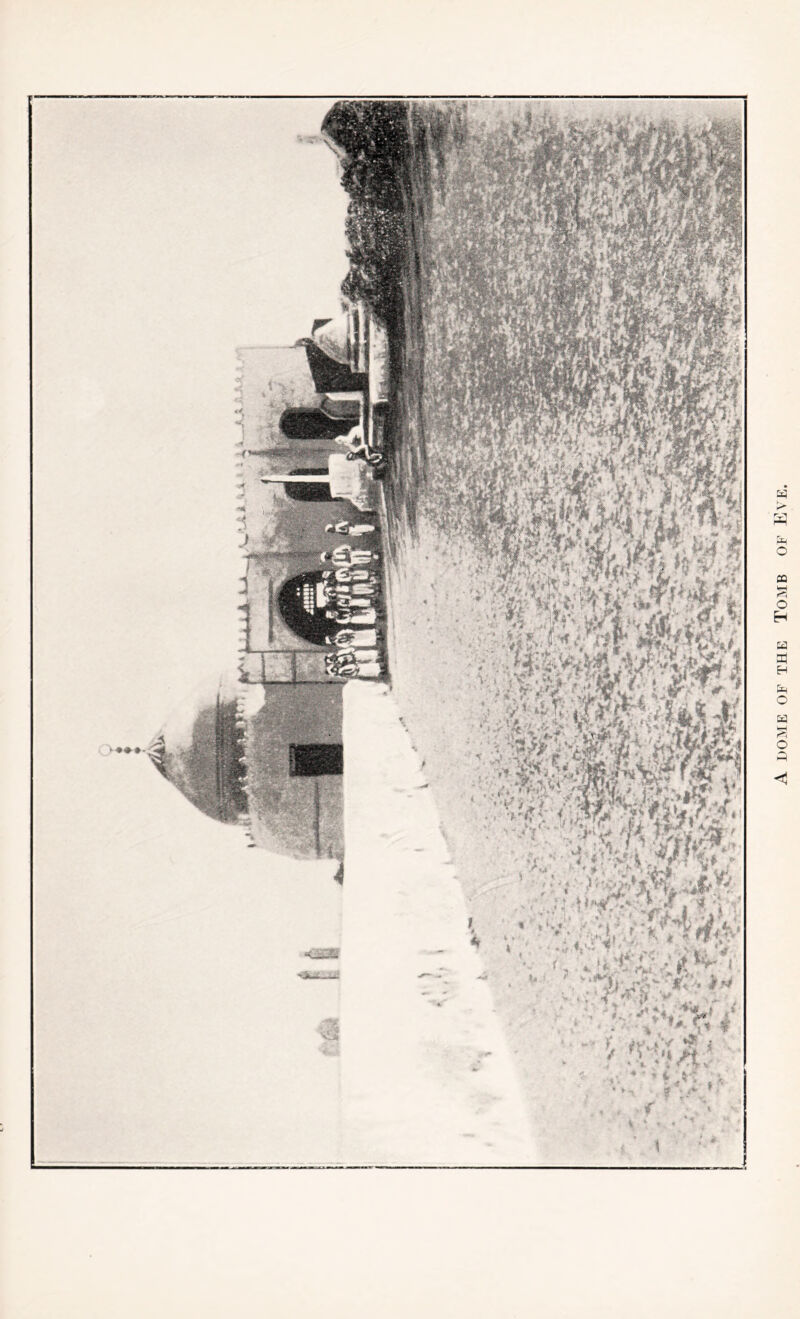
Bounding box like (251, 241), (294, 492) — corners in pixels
(283, 468), (334, 502)
(277, 571), (330, 646)
(279, 408), (353, 441)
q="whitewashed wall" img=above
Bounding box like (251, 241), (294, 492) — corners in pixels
(340, 682), (538, 1166)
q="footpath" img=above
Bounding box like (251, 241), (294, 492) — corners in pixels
(339, 680), (538, 1166)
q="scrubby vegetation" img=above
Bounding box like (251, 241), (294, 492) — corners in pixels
(321, 100), (411, 319)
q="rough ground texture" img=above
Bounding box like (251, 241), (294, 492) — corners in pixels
(381, 99), (744, 1166)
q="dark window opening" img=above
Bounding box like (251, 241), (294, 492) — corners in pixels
(283, 468), (333, 501)
(289, 743), (344, 777)
(280, 408), (353, 441)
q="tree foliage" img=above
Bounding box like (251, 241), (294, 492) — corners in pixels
(322, 100), (410, 319)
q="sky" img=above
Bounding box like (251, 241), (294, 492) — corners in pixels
(32, 97), (349, 1165)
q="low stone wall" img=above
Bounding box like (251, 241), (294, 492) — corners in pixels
(340, 681), (538, 1165)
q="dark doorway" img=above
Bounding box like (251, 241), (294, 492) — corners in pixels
(283, 468), (333, 501)
(280, 408), (353, 441)
(277, 571), (330, 645)
(289, 744), (344, 777)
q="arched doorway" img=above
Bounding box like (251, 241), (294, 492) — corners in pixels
(279, 408), (353, 441)
(283, 468), (334, 501)
(277, 571), (330, 646)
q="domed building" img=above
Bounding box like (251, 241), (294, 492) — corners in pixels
(150, 670), (344, 860)
(151, 672), (247, 826)
(136, 307), (388, 863)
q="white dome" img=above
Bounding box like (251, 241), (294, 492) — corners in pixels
(153, 672), (246, 825)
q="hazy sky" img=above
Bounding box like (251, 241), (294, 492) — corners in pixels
(33, 98), (349, 1165)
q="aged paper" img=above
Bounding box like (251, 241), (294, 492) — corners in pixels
(2, 1), (799, 1315)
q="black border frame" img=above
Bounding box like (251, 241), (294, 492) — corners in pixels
(26, 92), (748, 1176)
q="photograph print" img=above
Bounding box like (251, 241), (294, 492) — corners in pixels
(31, 95), (744, 1168)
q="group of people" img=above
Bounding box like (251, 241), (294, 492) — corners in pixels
(320, 522), (385, 678)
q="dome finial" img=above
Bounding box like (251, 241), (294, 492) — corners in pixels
(99, 735), (164, 766)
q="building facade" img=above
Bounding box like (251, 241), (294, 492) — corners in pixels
(235, 343), (360, 685)
(232, 342), (371, 859)
(143, 333), (372, 862)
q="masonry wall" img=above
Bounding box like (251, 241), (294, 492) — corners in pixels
(245, 683), (344, 859)
(340, 682), (538, 1165)
(236, 344), (363, 689)
(237, 345), (322, 451)
(235, 345), (357, 858)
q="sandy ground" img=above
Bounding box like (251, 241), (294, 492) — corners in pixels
(341, 681), (537, 1166)
(381, 99), (744, 1166)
